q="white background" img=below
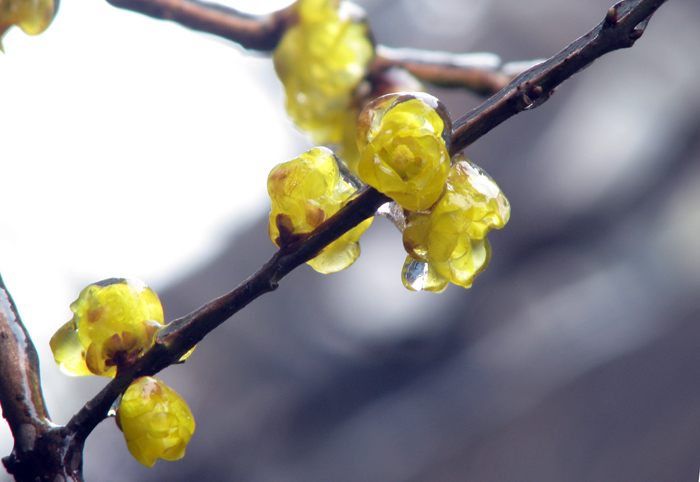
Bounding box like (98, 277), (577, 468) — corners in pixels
(0, 0), (297, 464)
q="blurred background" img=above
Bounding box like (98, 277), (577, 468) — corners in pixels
(2, 0), (700, 481)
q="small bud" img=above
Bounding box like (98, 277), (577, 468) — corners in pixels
(357, 92), (452, 211)
(50, 278), (193, 377)
(273, 0), (374, 162)
(117, 377), (195, 467)
(529, 85), (544, 100)
(267, 147), (373, 273)
(401, 156), (510, 291)
(604, 7), (618, 26)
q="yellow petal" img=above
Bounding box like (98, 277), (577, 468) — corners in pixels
(49, 320), (91, 376)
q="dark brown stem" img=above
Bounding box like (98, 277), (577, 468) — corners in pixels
(450, 0), (667, 156)
(0, 275), (50, 435)
(66, 186), (391, 441)
(0, 274), (84, 482)
(372, 46), (533, 97)
(105, 0), (298, 51)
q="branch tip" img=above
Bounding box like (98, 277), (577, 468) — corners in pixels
(449, 0), (668, 153)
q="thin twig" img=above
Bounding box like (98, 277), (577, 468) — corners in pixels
(105, 0), (297, 51)
(450, 0), (667, 155)
(372, 46), (539, 97)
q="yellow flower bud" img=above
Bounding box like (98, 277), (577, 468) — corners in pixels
(273, 0), (374, 158)
(402, 156), (510, 291)
(268, 147), (373, 274)
(357, 93), (452, 211)
(50, 278), (193, 377)
(0, 0), (55, 51)
(117, 377), (195, 467)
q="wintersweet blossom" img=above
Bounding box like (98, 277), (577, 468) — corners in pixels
(357, 92), (452, 211)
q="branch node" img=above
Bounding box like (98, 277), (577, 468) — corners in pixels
(629, 17), (650, 41)
(604, 6), (619, 26)
(515, 84), (539, 110)
(528, 85), (544, 100)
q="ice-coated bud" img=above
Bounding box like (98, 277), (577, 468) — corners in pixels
(117, 377), (195, 467)
(273, 0), (374, 159)
(50, 278), (192, 377)
(401, 156), (510, 291)
(356, 92), (452, 211)
(267, 147), (373, 274)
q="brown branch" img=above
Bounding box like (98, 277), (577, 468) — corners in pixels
(450, 0), (667, 155)
(105, 0), (298, 51)
(0, 275), (50, 436)
(372, 46), (540, 97)
(0, 274), (83, 482)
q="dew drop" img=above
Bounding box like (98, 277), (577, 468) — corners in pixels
(377, 201), (407, 232)
(402, 258), (430, 291)
(107, 395), (122, 417)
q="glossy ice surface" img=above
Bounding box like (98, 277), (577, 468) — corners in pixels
(357, 93), (451, 211)
(117, 376), (195, 467)
(267, 147), (373, 273)
(402, 156), (510, 291)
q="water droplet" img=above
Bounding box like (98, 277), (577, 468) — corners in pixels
(108, 395), (123, 417)
(403, 258), (430, 291)
(377, 201), (407, 231)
